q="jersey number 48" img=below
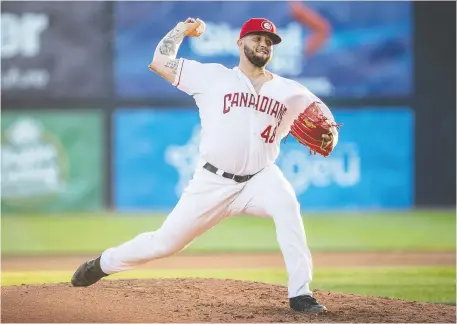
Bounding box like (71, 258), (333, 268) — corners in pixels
(261, 125), (277, 144)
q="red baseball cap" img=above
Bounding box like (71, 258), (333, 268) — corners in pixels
(239, 18), (282, 45)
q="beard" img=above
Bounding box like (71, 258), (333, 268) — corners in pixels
(243, 45), (271, 68)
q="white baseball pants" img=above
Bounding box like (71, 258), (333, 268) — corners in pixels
(100, 161), (313, 298)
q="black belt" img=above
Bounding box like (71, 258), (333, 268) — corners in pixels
(203, 162), (258, 183)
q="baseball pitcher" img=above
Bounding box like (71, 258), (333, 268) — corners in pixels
(71, 17), (342, 313)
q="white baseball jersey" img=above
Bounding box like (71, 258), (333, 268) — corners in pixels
(172, 58), (338, 176)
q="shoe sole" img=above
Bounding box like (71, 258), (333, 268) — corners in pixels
(291, 306), (328, 313)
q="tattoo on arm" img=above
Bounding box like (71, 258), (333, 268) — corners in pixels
(165, 59), (179, 75)
(159, 26), (185, 57)
(150, 23), (185, 81)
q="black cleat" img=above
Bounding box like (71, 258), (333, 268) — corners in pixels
(290, 295), (327, 313)
(71, 256), (108, 287)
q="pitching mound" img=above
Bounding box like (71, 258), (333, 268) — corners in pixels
(2, 278), (455, 323)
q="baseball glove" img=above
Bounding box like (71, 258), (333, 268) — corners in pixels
(287, 101), (342, 157)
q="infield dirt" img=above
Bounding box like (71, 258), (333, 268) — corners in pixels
(2, 252), (456, 323)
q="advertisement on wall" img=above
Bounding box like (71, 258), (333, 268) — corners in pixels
(1, 111), (104, 213)
(1, 2), (111, 99)
(113, 107), (414, 212)
(115, 1), (412, 100)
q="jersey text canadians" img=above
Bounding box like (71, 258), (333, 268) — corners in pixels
(223, 92), (287, 124)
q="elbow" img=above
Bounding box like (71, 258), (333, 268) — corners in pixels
(149, 51), (167, 70)
(148, 61), (159, 72)
(149, 55), (169, 73)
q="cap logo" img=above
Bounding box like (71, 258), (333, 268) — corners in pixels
(261, 21), (272, 31)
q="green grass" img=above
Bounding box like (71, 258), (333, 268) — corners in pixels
(1, 211), (455, 255)
(2, 267), (455, 305)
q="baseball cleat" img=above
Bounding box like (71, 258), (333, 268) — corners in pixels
(71, 256), (108, 287)
(289, 295), (328, 313)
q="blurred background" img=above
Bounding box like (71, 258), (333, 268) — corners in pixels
(1, 0), (456, 303)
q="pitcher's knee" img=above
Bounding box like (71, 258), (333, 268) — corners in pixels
(269, 195), (300, 217)
(148, 231), (189, 259)
(151, 242), (183, 259)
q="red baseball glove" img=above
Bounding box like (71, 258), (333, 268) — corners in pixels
(287, 102), (342, 157)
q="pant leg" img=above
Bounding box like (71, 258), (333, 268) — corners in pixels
(100, 165), (244, 274)
(235, 164), (313, 298)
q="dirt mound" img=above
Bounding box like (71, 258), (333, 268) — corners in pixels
(2, 278), (455, 323)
